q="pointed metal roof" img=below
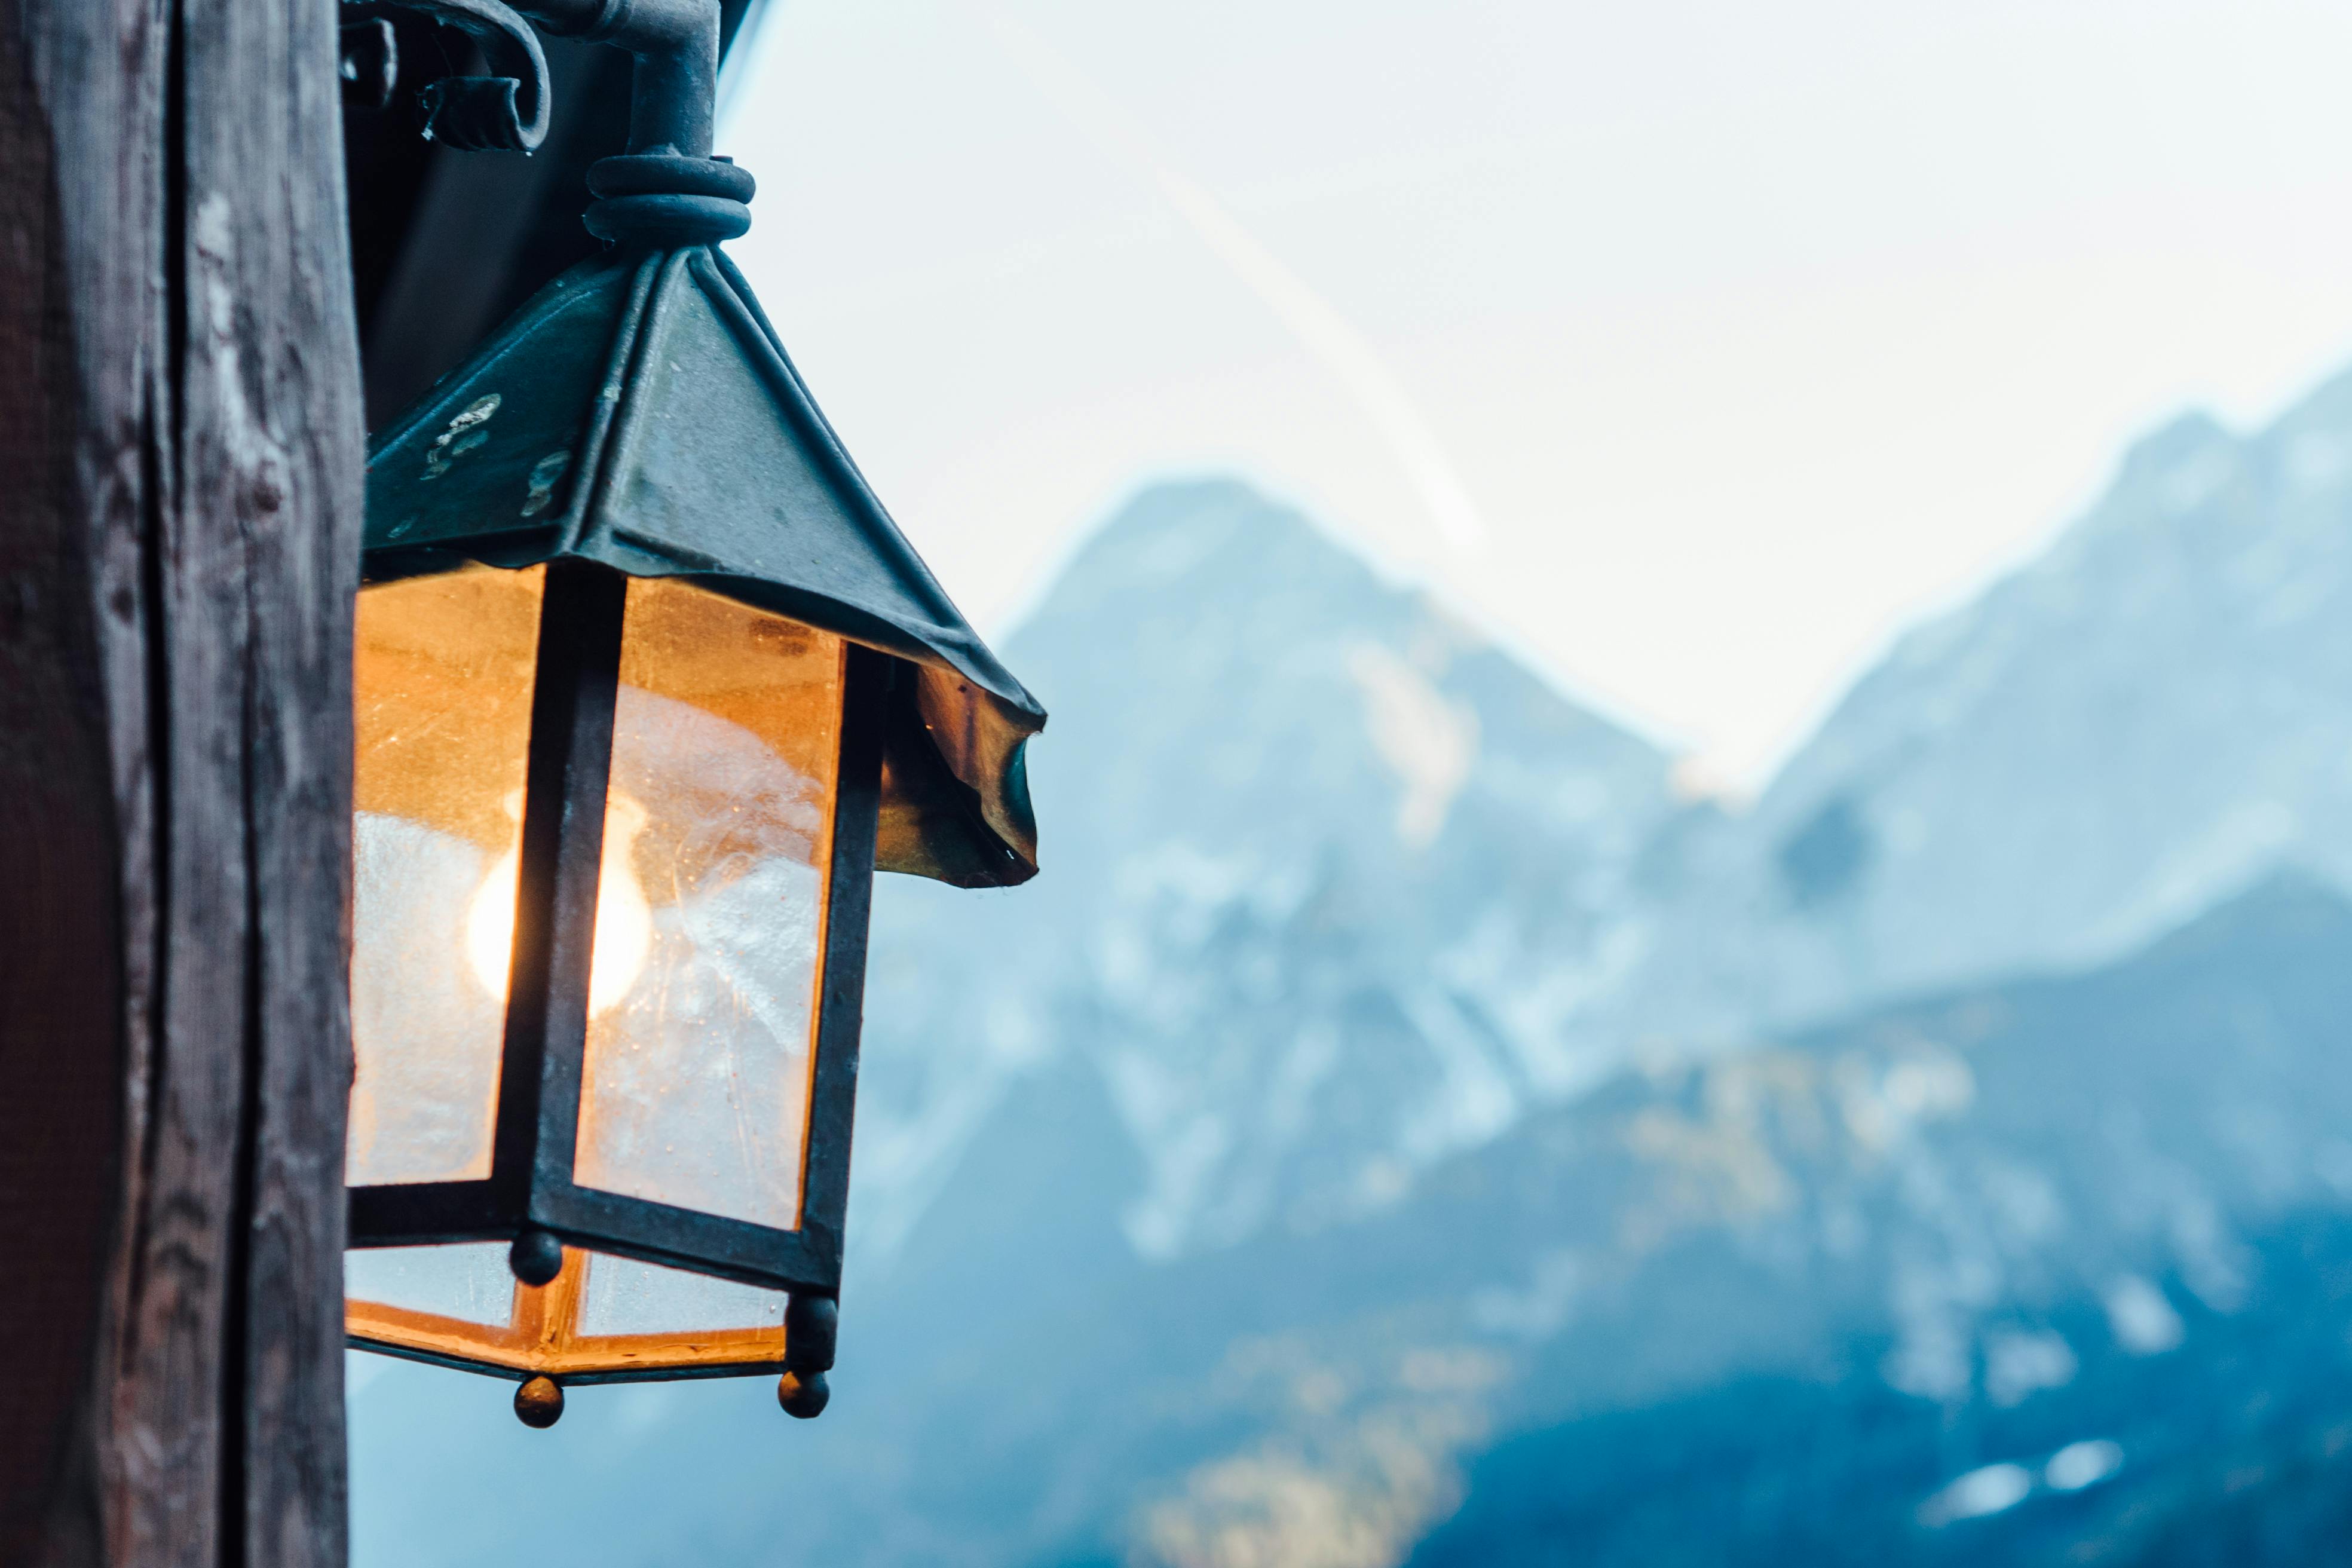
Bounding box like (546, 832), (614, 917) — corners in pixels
(364, 245), (1044, 887)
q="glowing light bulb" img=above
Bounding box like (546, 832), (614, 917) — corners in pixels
(466, 795), (654, 1016)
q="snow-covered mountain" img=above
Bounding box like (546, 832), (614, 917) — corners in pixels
(1635, 369), (2352, 1043)
(859, 366), (2352, 1277)
(851, 479), (1675, 1266)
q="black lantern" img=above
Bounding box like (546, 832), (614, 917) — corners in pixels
(340, 0), (1044, 1425)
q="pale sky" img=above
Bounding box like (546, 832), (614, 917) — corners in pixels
(720, 0), (2352, 791)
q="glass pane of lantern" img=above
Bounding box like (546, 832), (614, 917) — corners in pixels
(574, 580), (845, 1232)
(574, 1253), (788, 1337)
(348, 565), (544, 1186)
(344, 1244), (518, 1327)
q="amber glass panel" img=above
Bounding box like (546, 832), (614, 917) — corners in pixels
(345, 1242), (543, 1379)
(348, 565), (544, 1186)
(346, 1244), (517, 1327)
(347, 1248), (789, 1379)
(573, 580), (844, 1232)
(348, 1244), (552, 1377)
(575, 1253), (787, 1336)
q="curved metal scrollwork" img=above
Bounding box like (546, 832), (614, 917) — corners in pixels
(341, 0), (551, 153)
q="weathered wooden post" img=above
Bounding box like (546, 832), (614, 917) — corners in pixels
(0, 0), (364, 1562)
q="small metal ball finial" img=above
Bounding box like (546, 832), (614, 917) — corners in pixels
(777, 1370), (829, 1420)
(514, 1376), (565, 1428)
(509, 1228), (564, 1287)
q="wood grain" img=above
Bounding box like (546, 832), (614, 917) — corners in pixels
(0, 0), (363, 1563)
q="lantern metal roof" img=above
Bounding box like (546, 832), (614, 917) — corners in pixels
(363, 241), (1045, 888)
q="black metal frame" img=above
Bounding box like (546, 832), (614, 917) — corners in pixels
(347, 556), (886, 1301)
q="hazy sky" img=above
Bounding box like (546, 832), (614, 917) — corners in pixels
(721, 0), (2352, 790)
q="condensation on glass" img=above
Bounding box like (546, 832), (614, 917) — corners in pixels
(344, 571), (837, 1379)
(345, 1244), (516, 1327)
(348, 564), (544, 1187)
(345, 1247), (788, 1380)
(577, 1252), (788, 1337)
(573, 578), (845, 1232)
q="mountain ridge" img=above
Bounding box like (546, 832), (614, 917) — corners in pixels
(852, 476), (1679, 1269)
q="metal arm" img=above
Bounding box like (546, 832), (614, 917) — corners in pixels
(340, 0), (720, 159)
(344, 0), (745, 247)
(517, 0), (721, 158)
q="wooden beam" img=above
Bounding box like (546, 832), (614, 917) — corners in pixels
(0, 0), (362, 1563)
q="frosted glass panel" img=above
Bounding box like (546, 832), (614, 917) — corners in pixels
(345, 1244), (516, 1327)
(575, 581), (844, 1230)
(348, 566), (543, 1185)
(575, 1253), (787, 1336)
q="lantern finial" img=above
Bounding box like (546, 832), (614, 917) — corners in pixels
(509, 1227), (564, 1286)
(514, 1376), (566, 1428)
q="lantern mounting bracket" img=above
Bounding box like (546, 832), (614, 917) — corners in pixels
(345, 0), (743, 243)
(342, 0), (722, 157)
(341, 0), (553, 152)
(517, 0), (724, 161)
